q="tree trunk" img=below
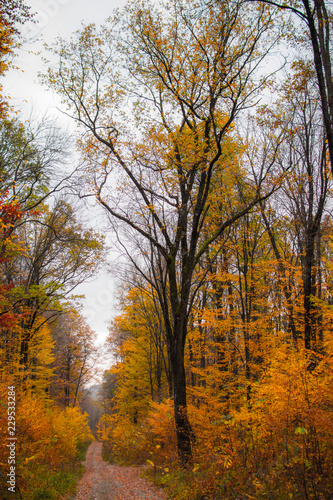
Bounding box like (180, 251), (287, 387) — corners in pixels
(303, 234), (315, 350)
(302, 0), (333, 173)
(170, 343), (194, 467)
(65, 350), (71, 407)
(315, 230), (324, 348)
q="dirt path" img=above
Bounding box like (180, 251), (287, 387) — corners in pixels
(71, 442), (169, 500)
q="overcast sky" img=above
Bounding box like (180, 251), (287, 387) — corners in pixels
(4, 0), (128, 346)
(6, 0), (126, 117)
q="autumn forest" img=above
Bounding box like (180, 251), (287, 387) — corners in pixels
(1, 0), (333, 498)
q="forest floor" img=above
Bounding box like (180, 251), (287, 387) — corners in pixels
(69, 442), (169, 500)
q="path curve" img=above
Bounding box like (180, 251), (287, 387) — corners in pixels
(72, 442), (169, 500)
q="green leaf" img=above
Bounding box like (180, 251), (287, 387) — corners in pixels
(295, 427), (307, 435)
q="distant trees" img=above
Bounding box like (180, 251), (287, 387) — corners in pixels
(107, 285), (170, 418)
(51, 312), (99, 407)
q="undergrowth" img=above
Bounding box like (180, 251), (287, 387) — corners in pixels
(100, 347), (333, 500)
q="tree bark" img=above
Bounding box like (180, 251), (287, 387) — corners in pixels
(302, 0), (333, 173)
(170, 339), (194, 467)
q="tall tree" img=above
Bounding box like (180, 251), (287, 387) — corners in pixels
(247, 0), (333, 172)
(0, 117), (70, 337)
(0, 116), (103, 374)
(44, 0), (280, 465)
(14, 199), (104, 369)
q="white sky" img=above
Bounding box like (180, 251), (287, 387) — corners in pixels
(6, 0), (127, 115)
(4, 0), (127, 345)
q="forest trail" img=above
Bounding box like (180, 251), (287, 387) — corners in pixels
(71, 442), (169, 500)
